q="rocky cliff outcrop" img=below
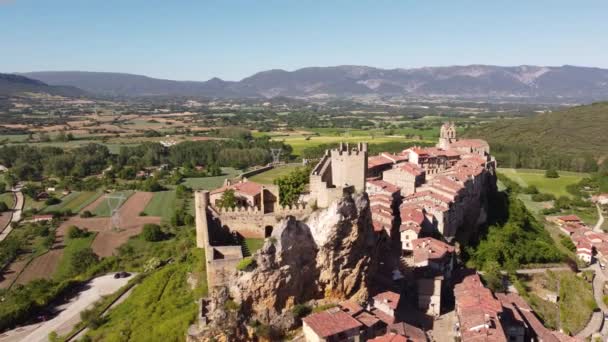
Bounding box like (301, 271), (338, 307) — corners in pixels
(200, 191), (380, 338)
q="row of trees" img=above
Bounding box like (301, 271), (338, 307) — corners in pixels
(0, 134), (292, 183)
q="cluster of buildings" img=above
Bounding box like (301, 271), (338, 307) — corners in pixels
(196, 123), (547, 341)
(453, 272), (576, 342)
(555, 214), (608, 265)
(303, 291), (426, 342)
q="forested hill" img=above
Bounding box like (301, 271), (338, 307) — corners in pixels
(0, 73), (85, 97)
(463, 102), (608, 172)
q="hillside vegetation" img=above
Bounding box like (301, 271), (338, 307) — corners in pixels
(464, 102), (608, 172)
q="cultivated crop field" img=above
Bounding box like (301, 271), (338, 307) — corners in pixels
(498, 168), (587, 198)
(92, 191), (134, 217)
(275, 135), (425, 156)
(182, 167), (240, 190)
(248, 164), (301, 184)
(143, 190), (176, 222)
(43, 191), (102, 214)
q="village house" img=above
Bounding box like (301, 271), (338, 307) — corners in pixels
(303, 307), (363, 342)
(411, 237), (455, 277)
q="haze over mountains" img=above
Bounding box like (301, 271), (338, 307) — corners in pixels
(14, 65), (608, 102)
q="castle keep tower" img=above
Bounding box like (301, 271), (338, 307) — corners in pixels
(437, 122), (457, 149)
(310, 142), (368, 208)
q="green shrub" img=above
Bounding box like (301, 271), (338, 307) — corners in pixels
(45, 197), (61, 205)
(80, 210), (94, 218)
(0, 201), (8, 212)
(142, 224), (163, 242)
(291, 304), (312, 319)
(236, 257), (256, 271)
(67, 226), (89, 239)
(546, 169), (560, 178)
(532, 193), (555, 202)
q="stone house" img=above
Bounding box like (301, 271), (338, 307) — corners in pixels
(382, 163), (425, 197)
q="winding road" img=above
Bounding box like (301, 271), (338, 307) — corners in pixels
(594, 203), (605, 232)
(0, 187), (24, 242)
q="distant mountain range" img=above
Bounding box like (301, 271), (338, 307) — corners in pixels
(0, 73), (85, 97)
(14, 65), (608, 101)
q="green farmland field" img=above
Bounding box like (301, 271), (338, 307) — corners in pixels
(248, 164), (301, 184)
(275, 135), (424, 156)
(53, 233), (97, 281)
(43, 191), (102, 214)
(498, 168), (587, 198)
(143, 191), (176, 221)
(182, 167), (240, 190)
(92, 191), (134, 217)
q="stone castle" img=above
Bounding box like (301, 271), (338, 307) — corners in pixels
(192, 122), (500, 341)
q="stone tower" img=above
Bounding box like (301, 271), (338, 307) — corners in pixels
(330, 142), (368, 192)
(438, 122), (457, 149)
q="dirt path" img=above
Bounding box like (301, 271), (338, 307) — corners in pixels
(14, 192), (160, 282)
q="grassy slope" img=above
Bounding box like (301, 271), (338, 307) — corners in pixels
(143, 191), (176, 221)
(464, 102), (608, 157)
(86, 249), (206, 342)
(0, 192), (15, 209)
(498, 168), (586, 198)
(53, 233), (97, 280)
(248, 165), (301, 184)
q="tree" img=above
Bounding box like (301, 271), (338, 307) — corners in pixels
(274, 167), (311, 206)
(142, 223), (163, 241)
(4, 172), (17, 188)
(217, 189), (237, 209)
(0, 181), (6, 193)
(0, 201), (8, 212)
(67, 226), (89, 239)
(546, 168), (560, 178)
(70, 248), (99, 274)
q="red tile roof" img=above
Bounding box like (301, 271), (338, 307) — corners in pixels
(388, 322), (427, 342)
(369, 333), (408, 342)
(302, 307), (363, 338)
(354, 311), (381, 328)
(368, 179), (401, 194)
(449, 139), (489, 149)
(558, 215), (582, 222)
(339, 301), (364, 316)
(397, 163), (424, 176)
(368, 155), (395, 169)
(211, 180), (263, 197)
(412, 238), (454, 264)
(373, 291), (401, 310)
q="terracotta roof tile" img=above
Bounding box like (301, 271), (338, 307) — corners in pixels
(302, 307), (363, 338)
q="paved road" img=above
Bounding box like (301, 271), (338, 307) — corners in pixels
(0, 273), (134, 342)
(576, 264), (607, 338)
(594, 204), (605, 232)
(0, 189), (24, 242)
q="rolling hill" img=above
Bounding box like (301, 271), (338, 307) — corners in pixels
(23, 65), (608, 101)
(463, 102), (608, 171)
(0, 73), (85, 97)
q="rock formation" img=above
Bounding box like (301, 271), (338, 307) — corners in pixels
(203, 191), (380, 337)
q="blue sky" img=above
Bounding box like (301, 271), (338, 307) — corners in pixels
(1, 0), (607, 81)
